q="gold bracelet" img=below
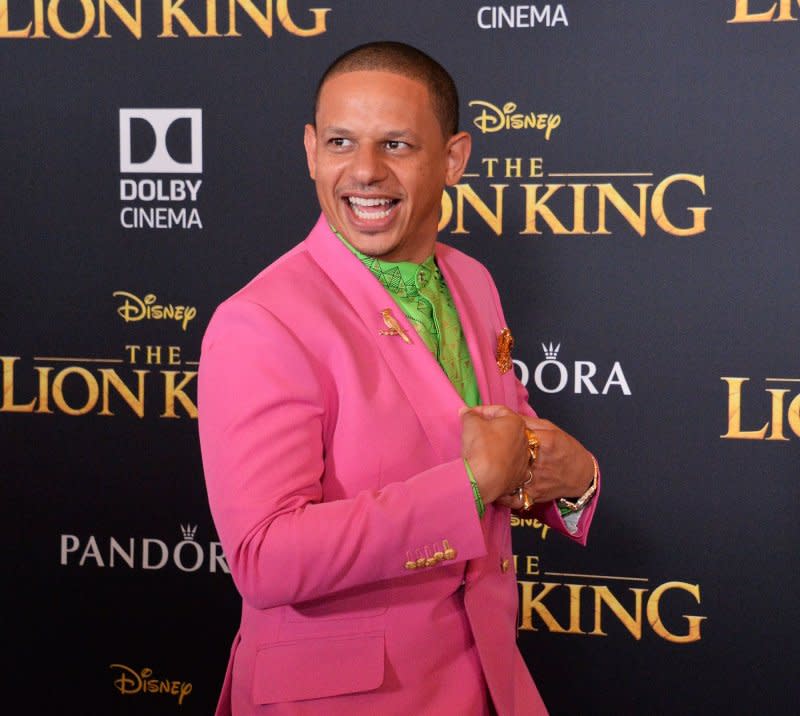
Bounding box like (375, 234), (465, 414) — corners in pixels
(557, 454), (599, 514)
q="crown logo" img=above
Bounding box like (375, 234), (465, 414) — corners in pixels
(180, 524), (197, 541)
(541, 342), (561, 360)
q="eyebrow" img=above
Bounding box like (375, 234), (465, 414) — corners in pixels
(321, 126), (420, 141)
(322, 126), (354, 136)
(383, 129), (418, 140)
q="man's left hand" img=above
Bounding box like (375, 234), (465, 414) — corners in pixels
(495, 416), (594, 510)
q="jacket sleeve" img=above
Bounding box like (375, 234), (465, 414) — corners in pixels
(198, 299), (488, 610)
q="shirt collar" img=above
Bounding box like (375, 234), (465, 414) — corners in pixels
(332, 228), (438, 298)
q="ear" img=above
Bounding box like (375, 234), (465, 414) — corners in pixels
(303, 123), (317, 180)
(444, 131), (472, 186)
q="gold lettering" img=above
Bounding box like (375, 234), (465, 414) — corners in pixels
(481, 157), (499, 178)
(276, 0), (329, 37)
(775, 0), (799, 19)
(651, 174), (710, 237)
(452, 184), (506, 236)
(146, 345), (162, 365)
(595, 183), (651, 237)
(721, 377), (769, 439)
(96, 0), (142, 38)
(727, 0), (797, 23)
(545, 114), (561, 139)
(0, 0), (32, 36)
(442, 173), (711, 237)
(565, 583), (584, 633)
(469, 101), (560, 139)
(1, 357), (36, 412)
(520, 184), (569, 234)
(516, 578), (706, 641)
(509, 515), (551, 538)
(48, 0), (95, 39)
(115, 292), (197, 330)
(518, 581), (569, 633)
(647, 581), (705, 643)
(788, 393), (800, 437)
(32, 0), (47, 36)
(110, 664), (192, 704)
(99, 369), (147, 417)
(570, 183), (588, 234)
(52, 366), (100, 416)
(529, 157), (543, 178)
(162, 370), (197, 418)
(766, 388), (790, 440)
(205, 0), (219, 35)
(470, 100), (509, 134)
(168, 345), (181, 365)
(227, 0), (273, 36)
(505, 157), (522, 178)
(525, 555), (539, 575)
(591, 585), (646, 640)
(729, 0), (779, 22)
(160, 0), (204, 38)
(125, 345), (141, 363)
(2, 0), (329, 40)
(35, 366), (53, 413)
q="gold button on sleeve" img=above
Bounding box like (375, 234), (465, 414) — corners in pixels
(442, 540), (456, 561)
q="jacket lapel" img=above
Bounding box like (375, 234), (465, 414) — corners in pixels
(304, 216), (465, 462)
(435, 244), (504, 408)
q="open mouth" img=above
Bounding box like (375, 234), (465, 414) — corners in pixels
(345, 196), (399, 221)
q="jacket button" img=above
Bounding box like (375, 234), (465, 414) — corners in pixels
(501, 559), (510, 573)
(443, 540), (456, 560)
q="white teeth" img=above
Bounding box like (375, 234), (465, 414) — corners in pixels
(352, 205), (392, 220)
(348, 196), (392, 207)
(347, 196), (396, 220)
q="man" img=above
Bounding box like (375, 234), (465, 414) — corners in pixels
(198, 41), (599, 715)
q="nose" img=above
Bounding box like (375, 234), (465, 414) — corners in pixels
(348, 143), (387, 185)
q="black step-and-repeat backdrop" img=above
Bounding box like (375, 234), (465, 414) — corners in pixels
(3, 2), (798, 714)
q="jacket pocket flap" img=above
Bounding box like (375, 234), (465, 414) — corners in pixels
(252, 632), (384, 704)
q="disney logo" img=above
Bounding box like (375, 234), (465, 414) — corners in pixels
(469, 100), (561, 139)
(110, 663), (192, 705)
(113, 291), (197, 331)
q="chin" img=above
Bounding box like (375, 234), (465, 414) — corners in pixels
(352, 237), (398, 258)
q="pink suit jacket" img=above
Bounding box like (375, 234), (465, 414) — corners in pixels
(198, 215), (599, 715)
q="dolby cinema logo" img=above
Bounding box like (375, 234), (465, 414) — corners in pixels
(118, 108), (203, 230)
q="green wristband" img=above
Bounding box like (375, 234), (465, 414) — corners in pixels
(463, 459), (485, 518)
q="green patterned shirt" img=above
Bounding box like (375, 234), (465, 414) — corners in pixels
(335, 231), (486, 517)
(335, 231), (580, 524)
(336, 233), (481, 408)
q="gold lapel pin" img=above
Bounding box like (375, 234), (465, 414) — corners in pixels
(496, 327), (514, 374)
(379, 308), (411, 344)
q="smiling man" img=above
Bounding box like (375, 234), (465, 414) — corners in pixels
(198, 41), (600, 716)
(304, 67), (467, 263)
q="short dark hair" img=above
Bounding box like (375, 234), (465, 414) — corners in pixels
(313, 41), (460, 137)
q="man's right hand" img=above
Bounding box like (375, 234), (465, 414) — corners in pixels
(460, 405), (530, 505)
